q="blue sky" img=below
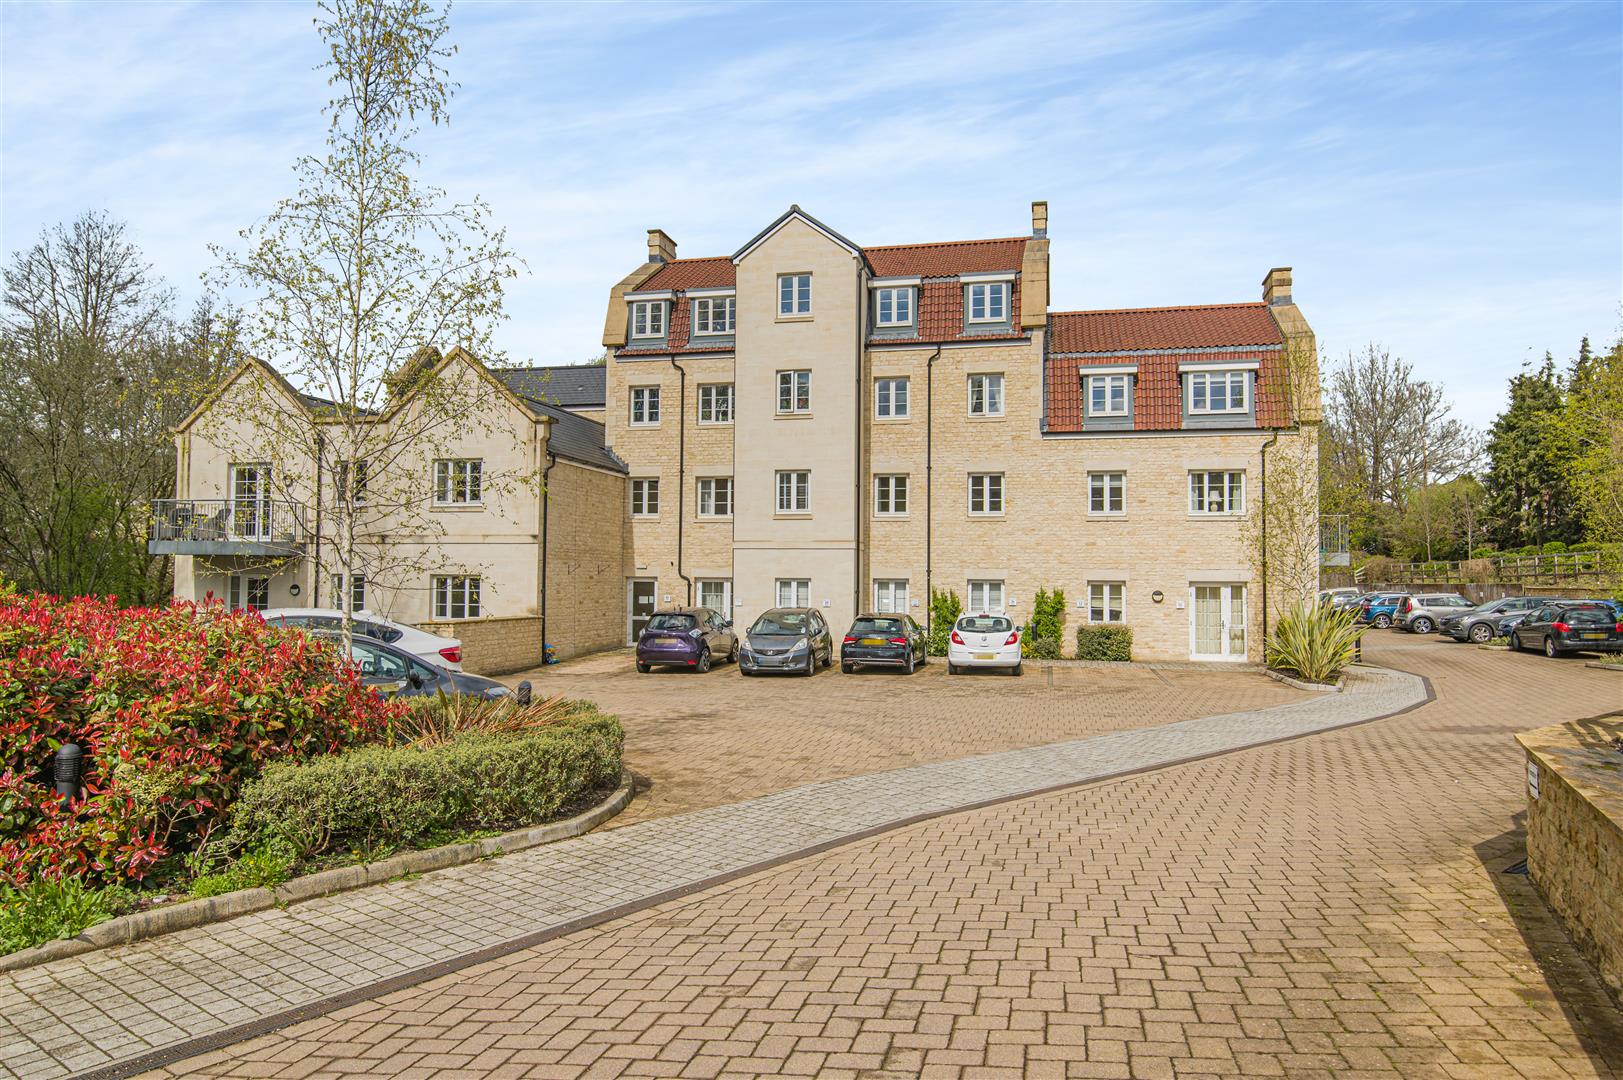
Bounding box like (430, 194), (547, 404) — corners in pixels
(3, 0), (1618, 427)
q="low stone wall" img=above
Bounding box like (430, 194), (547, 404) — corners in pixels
(420, 615), (542, 675)
(1517, 718), (1623, 1002)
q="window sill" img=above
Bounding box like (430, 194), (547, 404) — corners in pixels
(1087, 512), (1128, 520)
(776, 314), (814, 323)
(875, 415), (912, 423)
(875, 323), (915, 331)
(775, 412), (814, 420)
(1187, 512), (1244, 520)
(697, 420), (734, 427)
(631, 515), (661, 522)
(966, 413), (1006, 421)
(1086, 413), (1130, 421)
(431, 503), (484, 511)
(967, 512), (1006, 520)
(873, 514), (911, 521)
(628, 422), (662, 429)
(696, 515), (733, 522)
(773, 512), (813, 519)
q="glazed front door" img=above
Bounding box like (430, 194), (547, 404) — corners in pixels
(230, 464), (272, 541)
(628, 579), (657, 644)
(1191, 584), (1247, 660)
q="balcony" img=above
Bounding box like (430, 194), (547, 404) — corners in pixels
(149, 499), (308, 557)
(1320, 514), (1350, 567)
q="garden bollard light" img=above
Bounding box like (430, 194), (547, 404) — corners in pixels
(515, 680), (532, 706)
(54, 743), (83, 807)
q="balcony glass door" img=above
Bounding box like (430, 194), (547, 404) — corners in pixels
(231, 464), (272, 541)
(1191, 584), (1247, 660)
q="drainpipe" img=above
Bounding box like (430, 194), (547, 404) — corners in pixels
(540, 445), (557, 662)
(854, 267), (865, 616)
(312, 432), (324, 607)
(924, 345), (943, 629)
(1259, 429), (1280, 646)
(667, 356), (693, 604)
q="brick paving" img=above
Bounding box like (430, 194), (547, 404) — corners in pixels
(505, 652), (1307, 826)
(0, 656), (1414, 1080)
(140, 635), (1623, 1080)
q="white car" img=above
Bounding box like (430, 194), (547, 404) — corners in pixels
(260, 608), (463, 671)
(946, 613), (1022, 675)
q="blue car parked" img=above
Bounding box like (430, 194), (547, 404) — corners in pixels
(1356, 593), (1410, 629)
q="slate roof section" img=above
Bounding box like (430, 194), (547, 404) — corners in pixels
(494, 369), (625, 473)
(1045, 304), (1291, 433)
(496, 365), (606, 410)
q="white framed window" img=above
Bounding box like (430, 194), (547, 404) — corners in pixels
(630, 386), (660, 426)
(968, 472), (1004, 515)
(776, 470), (810, 514)
(630, 478), (660, 517)
(968, 579), (1004, 614)
(1187, 370), (1249, 413)
(335, 459), (369, 504)
(966, 282), (1008, 323)
(1189, 470), (1246, 515)
(698, 383), (733, 424)
(433, 458), (483, 504)
(875, 287), (914, 327)
(1087, 375), (1131, 416)
(778, 273), (812, 316)
(1088, 472), (1125, 515)
(873, 579), (909, 613)
(697, 477), (733, 518)
(777, 370), (811, 414)
(1088, 582), (1125, 623)
(698, 578), (732, 614)
(874, 474), (909, 516)
(968, 373), (1004, 417)
(331, 573), (366, 614)
(693, 296), (735, 335)
(432, 575), (481, 620)
(228, 574), (270, 612)
(629, 300), (666, 339)
(776, 578), (810, 607)
(875, 377), (909, 419)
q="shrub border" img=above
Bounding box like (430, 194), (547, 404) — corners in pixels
(0, 771), (633, 974)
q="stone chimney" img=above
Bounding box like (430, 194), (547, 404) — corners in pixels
(1031, 200), (1048, 238)
(647, 229), (677, 264)
(1262, 266), (1293, 306)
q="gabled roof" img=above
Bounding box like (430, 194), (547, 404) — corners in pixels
(495, 371), (625, 473)
(732, 205), (863, 264)
(1048, 303), (1282, 354)
(495, 365), (606, 409)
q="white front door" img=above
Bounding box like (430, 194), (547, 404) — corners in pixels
(1191, 584), (1247, 660)
(231, 464), (272, 541)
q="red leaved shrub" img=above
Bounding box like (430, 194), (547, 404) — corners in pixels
(0, 591), (400, 885)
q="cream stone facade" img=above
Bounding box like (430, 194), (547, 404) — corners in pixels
(602, 203), (1322, 662)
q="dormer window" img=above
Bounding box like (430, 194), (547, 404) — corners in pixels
(1087, 374), (1131, 416)
(966, 282), (1008, 323)
(630, 300), (666, 339)
(1187, 369), (1249, 413)
(875, 287), (914, 327)
(693, 296), (734, 335)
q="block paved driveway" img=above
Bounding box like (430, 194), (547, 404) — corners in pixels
(153, 634), (1623, 1079)
(505, 651), (1307, 827)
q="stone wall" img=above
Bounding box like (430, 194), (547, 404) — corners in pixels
(420, 615), (542, 676)
(1517, 718), (1623, 1002)
(543, 459), (628, 659)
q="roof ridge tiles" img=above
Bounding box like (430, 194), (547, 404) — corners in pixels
(862, 235), (1029, 253)
(1050, 301), (1267, 317)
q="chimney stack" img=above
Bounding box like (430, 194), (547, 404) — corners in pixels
(1031, 200), (1048, 238)
(647, 229), (677, 264)
(1262, 266), (1292, 306)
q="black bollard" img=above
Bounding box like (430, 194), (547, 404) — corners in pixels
(54, 743), (83, 807)
(515, 680), (532, 706)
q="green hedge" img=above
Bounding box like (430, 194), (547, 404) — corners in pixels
(1024, 636), (1063, 660)
(226, 712), (624, 861)
(1075, 624), (1132, 662)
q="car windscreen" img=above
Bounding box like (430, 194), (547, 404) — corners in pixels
(284, 615), (343, 630)
(851, 618), (903, 636)
(751, 612), (807, 636)
(647, 613), (697, 632)
(957, 616), (1012, 633)
(1556, 605), (1615, 625)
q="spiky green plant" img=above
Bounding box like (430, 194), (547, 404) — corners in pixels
(1265, 600), (1368, 683)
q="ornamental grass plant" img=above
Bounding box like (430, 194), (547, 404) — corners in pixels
(389, 690), (589, 748)
(1265, 600), (1369, 684)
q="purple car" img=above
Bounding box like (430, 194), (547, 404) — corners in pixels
(635, 607), (738, 673)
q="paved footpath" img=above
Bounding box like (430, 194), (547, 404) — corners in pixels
(138, 636), (1623, 1080)
(1, 657), (1424, 1080)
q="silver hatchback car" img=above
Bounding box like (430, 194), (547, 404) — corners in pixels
(1394, 593), (1475, 634)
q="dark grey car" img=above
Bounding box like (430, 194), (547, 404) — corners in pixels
(739, 607), (835, 676)
(1440, 595), (1573, 643)
(339, 635), (510, 699)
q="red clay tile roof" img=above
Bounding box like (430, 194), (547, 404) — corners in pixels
(1045, 304), (1291, 433)
(637, 257), (735, 292)
(1048, 303), (1282, 354)
(865, 237), (1027, 278)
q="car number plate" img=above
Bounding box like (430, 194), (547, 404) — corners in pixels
(1581, 632), (1606, 640)
(974, 652), (996, 660)
(656, 637), (680, 645)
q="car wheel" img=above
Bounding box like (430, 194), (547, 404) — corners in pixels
(728, 641), (738, 663)
(1544, 636), (1558, 659)
(804, 653), (816, 677)
(1374, 614), (1391, 628)
(1011, 662), (1022, 677)
(1412, 617), (1433, 634)
(842, 661), (854, 674)
(948, 662), (959, 675)
(636, 661), (650, 673)
(904, 651), (915, 675)
(696, 648), (711, 673)
(1468, 622), (1492, 644)
(1510, 632), (1522, 652)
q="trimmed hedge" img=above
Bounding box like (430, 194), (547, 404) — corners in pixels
(1075, 624), (1132, 662)
(225, 712), (624, 861)
(1024, 636), (1063, 660)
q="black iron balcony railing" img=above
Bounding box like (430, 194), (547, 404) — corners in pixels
(1320, 514), (1350, 567)
(148, 498), (308, 555)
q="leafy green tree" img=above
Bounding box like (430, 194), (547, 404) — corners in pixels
(1559, 335), (1623, 542)
(1483, 354), (1582, 548)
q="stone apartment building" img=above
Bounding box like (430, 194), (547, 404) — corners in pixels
(600, 202), (1320, 662)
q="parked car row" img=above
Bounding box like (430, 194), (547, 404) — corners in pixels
(634, 605), (1021, 676)
(1318, 588), (1623, 659)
